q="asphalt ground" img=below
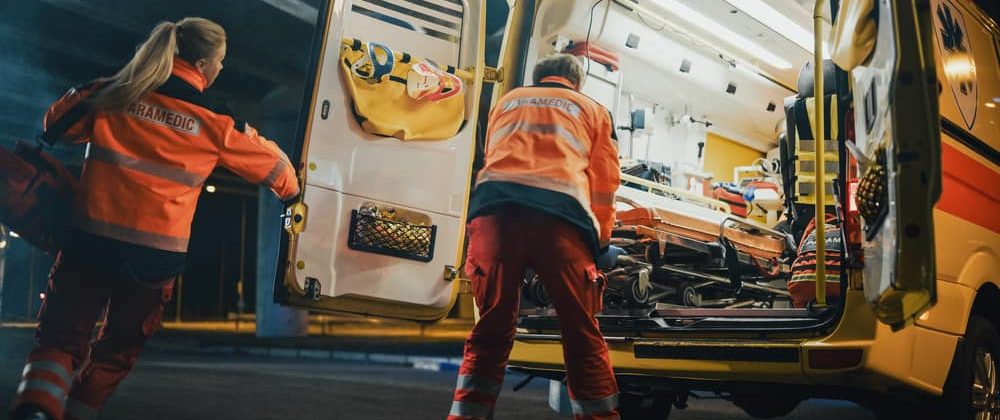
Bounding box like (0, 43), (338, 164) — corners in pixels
(0, 327), (878, 419)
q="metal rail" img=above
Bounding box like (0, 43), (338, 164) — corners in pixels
(620, 173), (732, 214)
(657, 265), (792, 297)
(813, 0), (829, 307)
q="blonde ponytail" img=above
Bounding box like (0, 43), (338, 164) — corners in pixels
(89, 21), (178, 111)
(89, 17), (226, 111)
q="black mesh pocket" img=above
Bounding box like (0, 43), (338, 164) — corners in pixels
(348, 209), (437, 262)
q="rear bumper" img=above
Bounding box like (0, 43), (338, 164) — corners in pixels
(509, 289), (961, 398)
(508, 325), (957, 398)
(510, 336), (820, 386)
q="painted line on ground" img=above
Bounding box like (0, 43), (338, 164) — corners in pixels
(148, 343), (462, 371)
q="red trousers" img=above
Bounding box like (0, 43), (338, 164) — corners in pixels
(11, 254), (175, 420)
(448, 206), (619, 420)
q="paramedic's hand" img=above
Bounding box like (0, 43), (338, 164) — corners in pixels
(281, 192), (301, 208)
(597, 245), (628, 270)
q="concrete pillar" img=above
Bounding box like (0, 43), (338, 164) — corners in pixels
(253, 112), (309, 338)
(0, 248), (5, 318)
(255, 190), (309, 337)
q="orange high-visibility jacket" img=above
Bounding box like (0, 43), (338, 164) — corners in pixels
(44, 59), (299, 253)
(476, 76), (619, 248)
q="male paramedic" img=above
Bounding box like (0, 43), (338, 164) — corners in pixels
(447, 53), (622, 420)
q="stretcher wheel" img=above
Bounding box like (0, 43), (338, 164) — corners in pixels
(676, 281), (701, 307)
(644, 244), (663, 267)
(627, 276), (651, 306)
(524, 274), (551, 308)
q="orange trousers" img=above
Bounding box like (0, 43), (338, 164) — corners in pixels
(448, 206), (620, 420)
(10, 254), (174, 420)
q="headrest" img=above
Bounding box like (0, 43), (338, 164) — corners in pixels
(796, 60), (838, 98)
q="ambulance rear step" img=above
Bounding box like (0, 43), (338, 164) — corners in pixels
(517, 306), (835, 334)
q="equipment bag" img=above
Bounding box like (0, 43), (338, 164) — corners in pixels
(713, 185), (749, 217)
(787, 214), (843, 308)
(0, 86), (91, 254)
(565, 41), (621, 72)
(339, 38), (466, 141)
(0, 143), (79, 254)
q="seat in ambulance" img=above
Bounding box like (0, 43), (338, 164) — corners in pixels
(782, 59), (845, 242)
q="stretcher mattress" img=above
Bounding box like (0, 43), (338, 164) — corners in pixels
(615, 185), (786, 260)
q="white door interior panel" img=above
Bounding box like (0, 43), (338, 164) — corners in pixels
(295, 188), (460, 307)
(283, 0), (484, 319)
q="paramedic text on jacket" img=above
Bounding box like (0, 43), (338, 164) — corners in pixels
(448, 54), (621, 420)
(9, 17), (299, 420)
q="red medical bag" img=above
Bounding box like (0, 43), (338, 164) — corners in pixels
(0, 142), (78, 254)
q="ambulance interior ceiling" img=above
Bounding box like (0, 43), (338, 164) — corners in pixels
(542, 0), (993, 154)
(530, 0), (838, 153)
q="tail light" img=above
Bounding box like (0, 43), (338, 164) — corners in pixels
(843, 107), (864, 268)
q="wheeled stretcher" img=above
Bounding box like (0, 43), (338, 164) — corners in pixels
(524, 175), (795, 311)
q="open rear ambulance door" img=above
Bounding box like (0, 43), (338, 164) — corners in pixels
(840, 0), (941, 330)
(275, 0), (486, 321)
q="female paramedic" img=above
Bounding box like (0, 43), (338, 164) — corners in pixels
(9, 17), (299, 420)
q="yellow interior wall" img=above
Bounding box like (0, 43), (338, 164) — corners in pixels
(703, 132), (765, 183)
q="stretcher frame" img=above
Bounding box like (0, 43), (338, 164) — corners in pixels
(609, 183), (795, 309)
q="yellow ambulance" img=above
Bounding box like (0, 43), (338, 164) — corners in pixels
(275, 0), (999, 418)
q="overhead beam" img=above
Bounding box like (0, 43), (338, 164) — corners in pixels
(258, 0), (319, 25)
(0, 23), (120, 74)
(36, 0), (300, 84)
(0, 91), (49, 113)
(0, 56), (84, 89)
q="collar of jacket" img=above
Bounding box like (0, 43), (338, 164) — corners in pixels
(537, 76), (576, 90)
(172, 58), (208, 92)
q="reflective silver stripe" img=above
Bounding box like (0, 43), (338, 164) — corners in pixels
(592, 191), (616, 207)
(16, 379), (66, 401)
(449, 400), (493, 418)
(22, 362), (72, 386)
(500, 96), (582, 118)
(65, 398), (99, 420)
(263, 160), (287, 187)
(475, 170), (600, 231)
(456, 374), (502, 397)
(73, 214), (189, 252)
(570, 393), (619, 415)
(488, 122), (588, 156)
(88, 145), (207, 187)
(789, 273), (839, 283)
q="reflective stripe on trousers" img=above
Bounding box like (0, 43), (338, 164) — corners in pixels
(15, 360), (74, 418)
(16, 379), (66, 402)
(18, 362), (72, 399)
(455, 374), (503, 397)
(449, 374), (502, 419)
(571, 393), (620, 417)
(22, 361), (72, 387)
(448, 400), (494, 419)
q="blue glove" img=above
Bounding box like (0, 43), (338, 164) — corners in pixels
(597, 245), (628, 270)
